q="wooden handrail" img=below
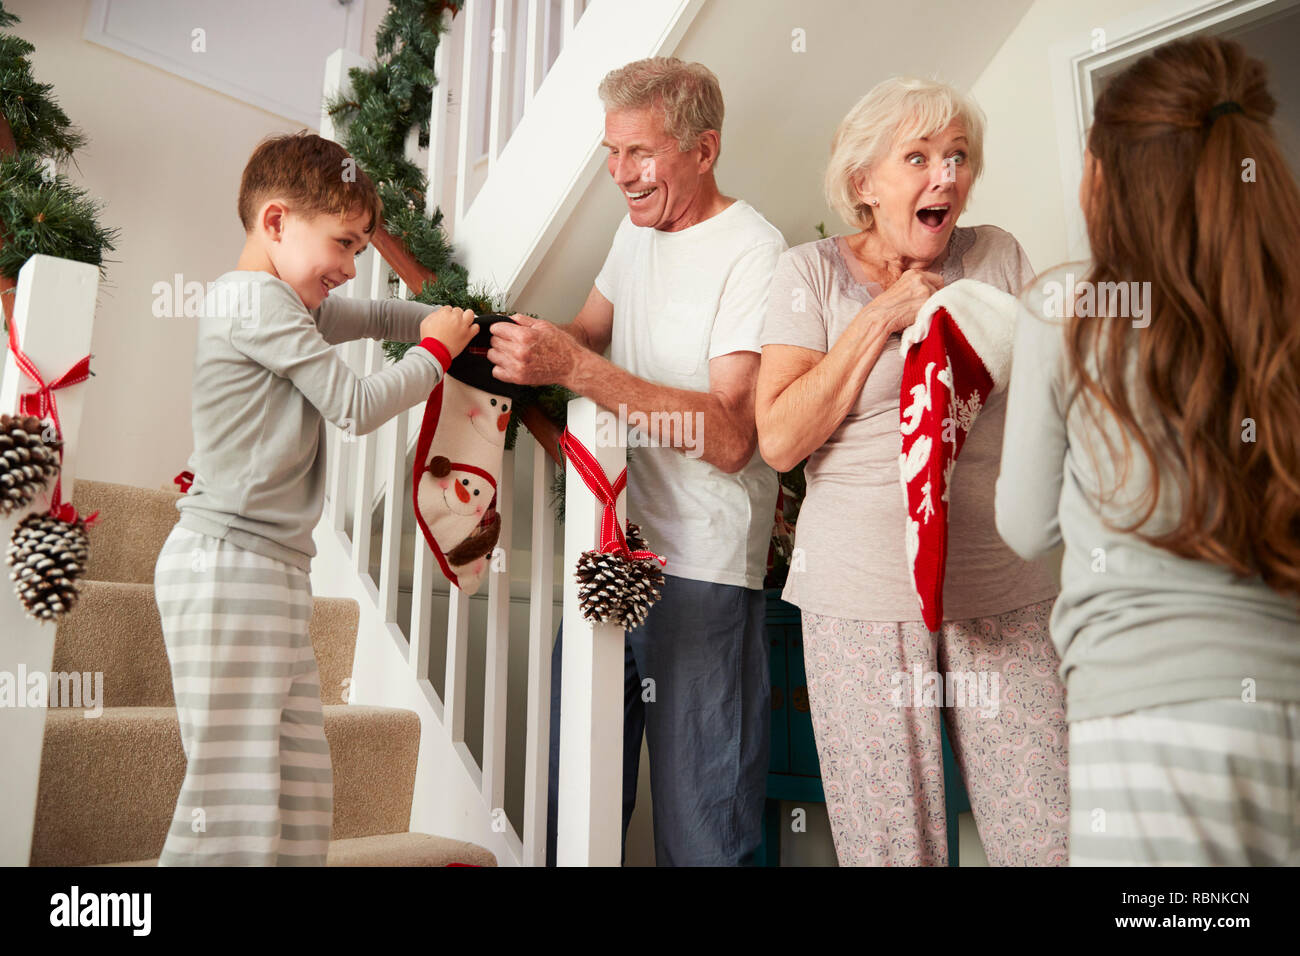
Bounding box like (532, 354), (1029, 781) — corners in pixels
(371, 223), (565, 467)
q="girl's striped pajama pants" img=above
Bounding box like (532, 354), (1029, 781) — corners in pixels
(153, 526), (334, 866)
(1068, 697), (1300, 865)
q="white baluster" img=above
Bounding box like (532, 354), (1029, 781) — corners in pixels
(522, 441), (557, 865)
(319, 48), (368, 141)
(523, 0), (543, 107)
(482, 447), (514, 817)
(378, 401), (407, 621)
(455, 0), (480, 226)
(350, 339), (380, 578)
(408, 513), (436, 679)
(488, 0), (509, 169)
(444, 580), (471, 743)
(561, 0), (577, 43)
(426, 7), (453, 220)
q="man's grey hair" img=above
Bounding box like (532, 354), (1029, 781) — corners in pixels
(598, 57), (725, 159)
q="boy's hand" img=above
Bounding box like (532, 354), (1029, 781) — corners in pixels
(421, 306), (477, 359)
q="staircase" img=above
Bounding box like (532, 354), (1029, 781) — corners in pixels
(27, 478), (496, 867)
(305, 0), (704, 866)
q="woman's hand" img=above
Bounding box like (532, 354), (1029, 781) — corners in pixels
(856, 269), (943, 337)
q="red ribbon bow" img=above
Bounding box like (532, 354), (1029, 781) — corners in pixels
(7, 319), (97, 526)
(560, 427), (666, 566)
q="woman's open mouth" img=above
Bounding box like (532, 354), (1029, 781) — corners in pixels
(916, 204), (951, 232)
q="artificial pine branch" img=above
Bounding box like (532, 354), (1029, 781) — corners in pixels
(0, 1), (116, 291)
(332, 0), (574, 460)
(0, 153), (117, 279)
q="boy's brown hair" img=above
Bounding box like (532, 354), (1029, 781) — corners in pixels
(237, 129), (382, 235)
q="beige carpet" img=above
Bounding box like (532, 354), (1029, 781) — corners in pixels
(26, 478), (496, 867)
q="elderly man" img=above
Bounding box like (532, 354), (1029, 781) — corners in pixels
(489, 57), (786, 866)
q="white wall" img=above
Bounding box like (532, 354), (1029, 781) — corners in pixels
(0, 0), (391, 491)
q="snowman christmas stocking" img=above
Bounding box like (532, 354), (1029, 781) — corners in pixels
(413, 314), (525, 595)
(897, 279), (1018, 630)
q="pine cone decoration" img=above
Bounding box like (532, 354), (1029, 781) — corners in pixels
(574, 522), (664, 627)
(624, 521), (648, 553)
(576, 548), (627, 624)
(0, 414), (62, 516)
(619, 556), (664, 630)
(6, 511), (89, 622)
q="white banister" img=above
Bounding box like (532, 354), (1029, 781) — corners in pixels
(482, 447), (513, 815)
(522, 440), (556, 865)
(0, 254), (99, 866)
(556, 396), (625, 866)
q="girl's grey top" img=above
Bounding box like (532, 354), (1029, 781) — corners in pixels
(996, 262), (1300, 719)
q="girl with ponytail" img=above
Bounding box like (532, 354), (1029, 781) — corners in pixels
(995, 35), (1300, 866)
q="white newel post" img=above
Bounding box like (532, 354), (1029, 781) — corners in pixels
(0, 255), (99, 866)
(556, 396), (624, 866)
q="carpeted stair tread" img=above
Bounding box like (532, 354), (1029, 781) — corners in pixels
(71, 479), (184, 585)
(39, 479), (492, 868)
(100, 831), (497, 867)
(52, 580), (359, 707)
(32, 704), (421, 867)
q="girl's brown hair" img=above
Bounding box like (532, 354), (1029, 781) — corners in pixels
(237, 130), (382, 234)
(1067, 35), (1300, 601)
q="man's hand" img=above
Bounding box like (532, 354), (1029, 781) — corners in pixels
(488, 314), (582, 386)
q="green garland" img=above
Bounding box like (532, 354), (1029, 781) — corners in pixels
(322, 0), (574, 450)
(0, 1), (118, 308)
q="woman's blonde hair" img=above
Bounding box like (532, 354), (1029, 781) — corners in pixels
(598, 57), (725, 159)
(825, 76), (986, 230)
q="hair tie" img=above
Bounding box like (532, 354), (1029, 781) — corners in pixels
(1204, 100), (1244, 128)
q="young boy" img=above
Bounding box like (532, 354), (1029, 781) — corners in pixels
(153, 130), (476, 866)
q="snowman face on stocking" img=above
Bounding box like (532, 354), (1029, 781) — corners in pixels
(412, 314), (525, 596)
(417, 455), (495, 547)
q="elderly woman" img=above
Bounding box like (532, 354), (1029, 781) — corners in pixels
(755, 77), (1068, 866)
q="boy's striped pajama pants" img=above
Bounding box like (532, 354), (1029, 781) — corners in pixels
(153, 526), (334, 866)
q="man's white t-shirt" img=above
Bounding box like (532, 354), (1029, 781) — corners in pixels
(594, 199), (787, 590)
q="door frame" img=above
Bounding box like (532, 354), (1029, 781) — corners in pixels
(1048, 0), (1300, 260)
